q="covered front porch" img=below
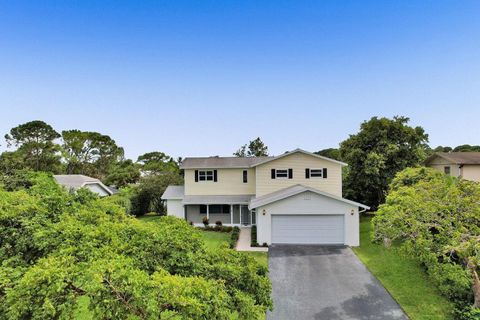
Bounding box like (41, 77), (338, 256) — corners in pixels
(185, 204), (256, 226)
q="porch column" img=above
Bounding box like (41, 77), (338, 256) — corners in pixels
(206, 205), (209, 224)
(230, 204), (233, 225)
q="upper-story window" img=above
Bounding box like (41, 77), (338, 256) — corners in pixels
(195, 170), (217, 182)
(243, 170), (248, 183)
(271, 168), (293, 179)
(444, 166), (451, 175)
(310, 169), (323, 178)
(305, 168), (327, 179)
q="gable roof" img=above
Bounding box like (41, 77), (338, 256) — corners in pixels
(180, 149), (345, 169)
(426, 152), (480, 165)
(249, 184), (369, 210)
(53, 174), (113, 195)
(161, 185), (185, 200)
(180, 156), (273, 169)
(250, 148), (347, 167)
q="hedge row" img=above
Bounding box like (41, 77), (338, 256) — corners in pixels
(229, 227), (240, 249)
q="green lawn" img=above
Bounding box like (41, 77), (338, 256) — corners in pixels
(353, 218), (454, 320)
(201, 230), (230, 249)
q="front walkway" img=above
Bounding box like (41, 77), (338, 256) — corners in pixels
(236, 227), (268, 252)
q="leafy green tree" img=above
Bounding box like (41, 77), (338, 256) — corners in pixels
(61, 130), (124, 179)
(453, 144), (480, 152)
(137, 151), (180, 174)
(234, 137), (269, 157)
(104, 159), (141, 188)
(373, 167), (480, 316)
(315, 148), (341, 161)
(130, 172), (184, 216)
(4, 120), (61, 172)
(339, 116), (429, 209)
(0, 173), (272, 319)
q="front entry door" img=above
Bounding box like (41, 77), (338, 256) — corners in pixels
(240, 205), (250, 225)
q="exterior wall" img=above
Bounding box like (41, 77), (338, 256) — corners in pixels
(461, 164), (480, 182)
(427, 157), (461, 177)
(84, 183), (110, 197)
(255, 153), (343, 197)
(166, 199), (184, 219)
(184, 168), (256, 195)
(256, 191), (359, 246)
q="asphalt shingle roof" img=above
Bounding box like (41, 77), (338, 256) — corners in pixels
(428, 152), (480, 165)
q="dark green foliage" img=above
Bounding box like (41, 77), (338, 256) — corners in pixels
(4, 120), (61, 173)
(130, 172), (183, 216)
(315, 148), (341, 161)
(340, 116), (429, 209)
(203, 225), (233, 233)
(61, 129), (124, 179)
(373, 167), (480, 317)
(104, 159), (141, 188)
(251, 225), (258, 247)
(234, 137), (269, 157)
(230, 227), (241, 249)
(0, 174), (272, 319)
(137, 151), (180, 174)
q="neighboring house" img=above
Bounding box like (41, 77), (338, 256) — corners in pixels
(161, 149), (369, 246)
(53, 174), (117, 197)
(425, 152), (480, 182)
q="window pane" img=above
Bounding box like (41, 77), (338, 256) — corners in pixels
(276, 169), (288, 178)
(222, 205), (231, 213)
(310, 169), (323, 177)
(209, 205), (222, 213)
(200, 205), (207, 214)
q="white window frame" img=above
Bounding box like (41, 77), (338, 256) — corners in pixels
(198, 170), (214, 181)
(310, 168), (323, 178)
(275, 169), (289, 179)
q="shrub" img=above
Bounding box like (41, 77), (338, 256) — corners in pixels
(0, 174), (272, 319)
(215, 220), (222, 226)
(202, 216), (209, 227)
(251, 225), (258, 247)
(230, 227), (240, 249)
(373, 167), (480, 316)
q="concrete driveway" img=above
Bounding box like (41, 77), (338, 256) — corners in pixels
(267, 245), (408, 320)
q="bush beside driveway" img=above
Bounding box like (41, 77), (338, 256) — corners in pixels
(353, 218), (454, 320)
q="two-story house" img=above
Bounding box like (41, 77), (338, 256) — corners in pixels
(161, 149), (369, 246)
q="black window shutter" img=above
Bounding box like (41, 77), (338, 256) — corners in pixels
(323, 168), (328, 178)
(288, 168), (293, 179)
(195, 170), (199, 182)
(213, 170), (218, 182)
(271, 169), (276, 179)
(305, 168), (310, 179)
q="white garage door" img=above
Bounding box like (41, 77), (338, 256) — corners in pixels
(271, 215), (344, 244)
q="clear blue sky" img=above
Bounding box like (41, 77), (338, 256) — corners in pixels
(1, 1), (479, 159)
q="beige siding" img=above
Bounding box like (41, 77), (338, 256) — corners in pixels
(255, 153), (343, 197)
(184, 168), (256, 195)
(427, 156), (460, 177)
(461, 165), (480, 182)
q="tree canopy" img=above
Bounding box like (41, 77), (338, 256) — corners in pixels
(61, 129), (124, 179)
(4, 120), (61, 172)
(373, 167), (480, 317)
(234, 137), (269, 157)
(339, 116), (429, 209)
(0, 173), (272, 319)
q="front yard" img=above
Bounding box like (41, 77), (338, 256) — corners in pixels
(353, 218), (454, 320)
(138, 215), (268, 267)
